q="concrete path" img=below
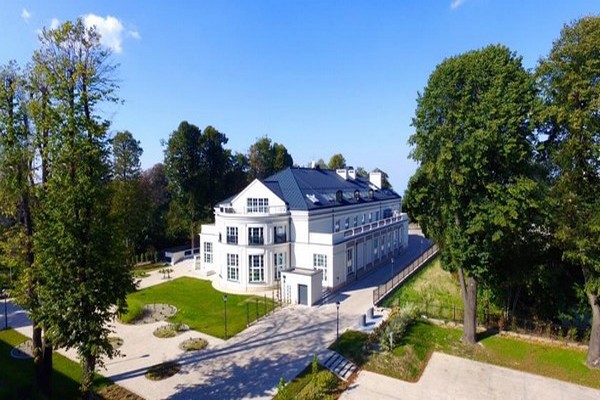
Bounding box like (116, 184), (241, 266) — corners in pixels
(342, 352), (600, 400)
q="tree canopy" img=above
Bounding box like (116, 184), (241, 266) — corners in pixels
(408, 44), (540, 344)
(328, 153), (346, 169)
(537, 16), (600, 367)
(248, 136), (293, 179)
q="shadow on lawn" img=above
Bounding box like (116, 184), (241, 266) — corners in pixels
(0, 329), (112, 399)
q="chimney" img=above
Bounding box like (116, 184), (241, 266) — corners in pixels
(336, 169), (348, 180)
(348, 167), (356, 180)
(369, 171), (382, 189)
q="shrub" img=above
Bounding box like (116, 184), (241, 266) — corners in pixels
(276, 377), (289, 400)
(314, 370), (337, 393)
(379, 304), (419, 352)
(154, 325), (177, 338)
(179, 338), (208, 351)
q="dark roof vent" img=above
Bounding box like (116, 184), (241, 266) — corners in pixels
(336, 190), (343, 203)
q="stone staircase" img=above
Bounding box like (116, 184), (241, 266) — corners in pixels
(322, 350), (358, 381)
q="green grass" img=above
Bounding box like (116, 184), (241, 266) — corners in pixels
(382, 256), (462, 308)
(121, 277), (277, 338)
(274, 363), (344, 400)
(329, 330), (370, 365)
(333, 321), (600, 389)
(0, 329), (112, 399)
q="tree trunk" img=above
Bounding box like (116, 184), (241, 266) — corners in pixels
(41, 339), (53, 395)
(81, 354), (96, 400)
(458, 267), (478, 344)
(586, 292), (600, 368)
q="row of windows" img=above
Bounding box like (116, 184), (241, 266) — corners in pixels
(334, 210), (388, 232)
(225, 226), (286, 245)
(225, 253), (287, 283)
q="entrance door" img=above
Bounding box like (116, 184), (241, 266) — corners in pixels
(298, 284), (308, 305)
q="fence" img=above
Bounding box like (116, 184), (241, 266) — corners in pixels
(373, 244), (439, 305)
(245, 291), (282, 328)
(407, 301), (590, 344)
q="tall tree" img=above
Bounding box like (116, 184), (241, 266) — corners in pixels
(408, 45), (540, 344)
(328, 153), (346, 170)
(0, 61), (54, 393)
(248, 136), (293, 179)
(0, 61), (57, 394)
(537, 16), (600, 368)
(163, 121), (204, 248)
(140, 163), (171, 249)
(30, 20), (133, 398)
(372, 168), (392, 189)
(200, 125), (232, 214)
(111, 130), (147, 256)
(112, 130), (142, 181)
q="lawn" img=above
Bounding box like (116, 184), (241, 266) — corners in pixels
(0, 329), (119, 399)
(121, 277), (277, 338)
(332, 320), (600, 389)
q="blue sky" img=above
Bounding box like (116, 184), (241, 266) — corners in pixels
(1, 1), (598, 192)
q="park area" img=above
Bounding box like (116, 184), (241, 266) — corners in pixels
(120, 276), (278, 338)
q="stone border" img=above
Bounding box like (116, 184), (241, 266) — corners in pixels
(11, 340), (33, 359)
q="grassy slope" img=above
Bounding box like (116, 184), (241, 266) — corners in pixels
(382, 256), (462, 308)
(0, 329), (112, 400)
(334, 321), (600, 389)
(122, 277), (276, 338)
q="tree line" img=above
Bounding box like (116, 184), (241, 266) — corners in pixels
(405, 16), (600, 368)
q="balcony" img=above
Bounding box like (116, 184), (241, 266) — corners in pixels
(218, 205), (288, 216)
(248, 235), (264, 245)
(309, 213), (408, 245)
(226, 236), (238, 244)
(274, 233), (287, 244)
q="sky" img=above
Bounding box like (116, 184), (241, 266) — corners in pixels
(1, 1), (599, 192)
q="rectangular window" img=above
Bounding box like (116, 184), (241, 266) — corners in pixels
(226, 227), (238, 244)
(335, 219), (340, 232)
(369, 212), (373, 222)
(346, 248), (353, 275)
(353, 216), (358, 227)
(362, 214), (366, 224)
(204, 242), (213, 263)
(274, 225), (286, 244)
(313, 254), (328, 282)
(375, 211), (380, 221)
(373, 238), (378, 258)
(388, 233), (392, 250)
(248, 227), (264, 245)
(345, 217), (349, 229)
(274, 252), (286, 280)
(227, 254), (239, 281)
(381, 236), (385, 253)
(247, 198), (269, 213)
(249, 255), (264, 282)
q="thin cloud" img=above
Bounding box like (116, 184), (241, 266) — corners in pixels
(50, 18), (60, 30)
(129, 30), (141, 40)
(21, 8), (31, 22)
(451, 0), (466, 10)
(83, 14), (125, 53)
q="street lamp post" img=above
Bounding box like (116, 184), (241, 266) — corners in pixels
(336, 301), (340, 340)
(2, 286), (7, 330)
(223, 295), (228, 339)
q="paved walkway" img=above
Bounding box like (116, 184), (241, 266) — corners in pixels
(5, 232), (599, 399)
(342, 353), (600, 400)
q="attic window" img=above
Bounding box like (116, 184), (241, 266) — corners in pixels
(354, 190), (360, 201)
(306, 194), (320, 204)
(368, 189), (374, 199)
(336, 190), (343, 203)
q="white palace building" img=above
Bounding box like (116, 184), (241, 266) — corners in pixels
(198, 167), (409, 305)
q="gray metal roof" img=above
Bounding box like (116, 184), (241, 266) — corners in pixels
(261, 167), (400, 211)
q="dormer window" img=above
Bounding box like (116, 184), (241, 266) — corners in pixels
(247, 198), (268, 213)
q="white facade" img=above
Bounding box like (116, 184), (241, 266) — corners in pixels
(199, 168), (409, 298)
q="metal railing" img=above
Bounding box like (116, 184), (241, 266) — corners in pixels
(372, 244), (439, 305)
